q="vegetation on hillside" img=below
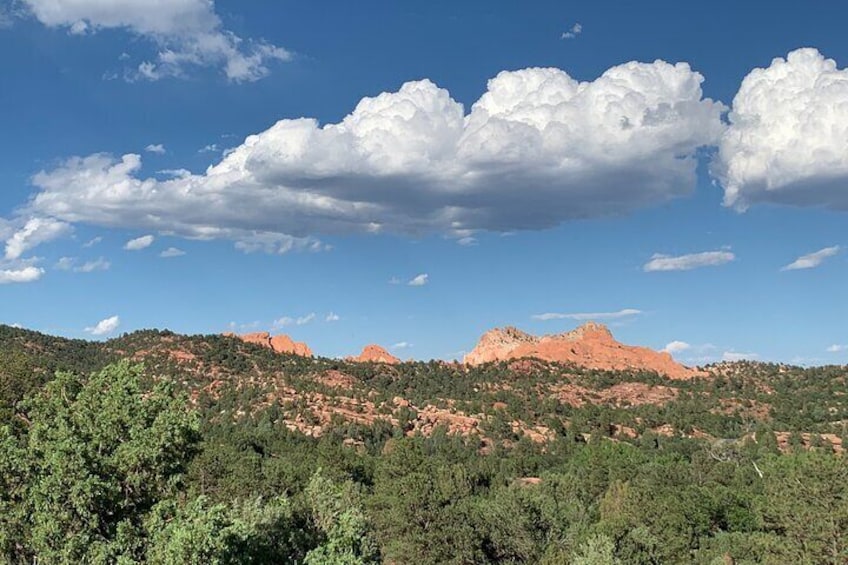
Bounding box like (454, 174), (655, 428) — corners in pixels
(0, 325), (846, 563)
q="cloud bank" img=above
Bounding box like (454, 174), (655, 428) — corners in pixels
(20, 61), (724, 250)
(7, 47), (848, 260)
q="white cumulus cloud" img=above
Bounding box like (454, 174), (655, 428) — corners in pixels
(21, 61), (724, 249)
(715, 48), (848, 211)
(408, 274), (429, 287)
(85, 315), (120, 336)
(4, 217), (72, 260)
(532, 308), (642, 321)
(325, 312), (340, 322)
(20, 0), (290, 82)
(781, 245), (840, 271)
(145, 143), (166, 154)
(644, 250), (735, 272)
(0, 266), (44, 284)
(662, 341), (691, 354)
(124, 234), (154, 250)
(826, 344), (847, 353)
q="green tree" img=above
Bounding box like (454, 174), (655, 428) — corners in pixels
(760, 452), (848, 564)
(0, 348), (38, 425)
(0, 362), (200, 563)
(571, 534), (621, 565)
(145, 495), (303, 564)
(303, 469), (380, 564)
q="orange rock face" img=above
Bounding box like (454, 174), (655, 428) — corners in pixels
(349, 344), (400, 364)
(225, 331), (313, 357)
(270, 334), (313, 356)
(463, 322), (698, 379)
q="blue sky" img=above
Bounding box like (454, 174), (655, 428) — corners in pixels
(1, 0), (847, 364)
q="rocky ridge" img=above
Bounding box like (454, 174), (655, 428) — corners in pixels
(463, 322), (699, 379)
(347, 344), (401, 364)
(225, 331), (313, 357)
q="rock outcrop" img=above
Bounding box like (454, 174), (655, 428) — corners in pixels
(348, 344), (401, 364)
(225, 331), (313, 357)
(463, 322), (698, 379)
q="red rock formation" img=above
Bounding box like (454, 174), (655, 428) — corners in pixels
(348, 344), (401, 364)
(224, 331), (313, 357)
(270, 334), (313, 356)
(463, 322), (699, 379)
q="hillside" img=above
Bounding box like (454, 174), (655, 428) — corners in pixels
(2, 324), (847, 563)
(2, 324), (845, 451)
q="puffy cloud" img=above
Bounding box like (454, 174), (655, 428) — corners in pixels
(826, 344), (847, 353)
(561, 23), (582, 39)
(325, 312), (340, 322)
(85, 315), (120, 336)
(781, 245), (840, 271)
(145, 143), (166, 154)
(4, 217), (72, 260)
(124, 234), (154, 250)
(159, 247), (186, 258)
(715, 48), (848, 210)
(532, 308), (641, 321)
(662, 341), (691, 354)
(0, 266), (44, 284)
(23, 62), (724, 248)
(82, 236), (102, 247)
(643, 250), (735, 272)
(20, 0), (290, 81)
(273, 313), (315, 328)
(408, 274), (429, 287)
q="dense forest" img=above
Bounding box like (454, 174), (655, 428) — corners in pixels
(0, 325), (846, 564)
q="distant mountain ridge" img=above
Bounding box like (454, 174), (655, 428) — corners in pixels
(223, 322), (695, 377)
